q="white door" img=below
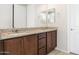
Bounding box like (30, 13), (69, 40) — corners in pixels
(70, 27), (79, 54)
(69, 5), (79, 54)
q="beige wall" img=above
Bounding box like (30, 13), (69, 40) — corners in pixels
(47, 4), (68, 52)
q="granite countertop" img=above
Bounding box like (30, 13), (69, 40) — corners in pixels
(0, 27), (57, 40)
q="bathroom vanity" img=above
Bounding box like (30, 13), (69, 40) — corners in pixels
(0, 27), (57, 55)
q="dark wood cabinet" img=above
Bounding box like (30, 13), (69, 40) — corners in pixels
(47, 31), (52, 53)
(3, 37), (23, 55)
(23, 35), (38, 55)
(51, 31), (57, 49)
(47, 30), (57, 53)
(0, 30), (57, 55)
(3, 35), (38, 55)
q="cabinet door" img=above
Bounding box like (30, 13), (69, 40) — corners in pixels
(51, 31), (57, 49)
(0, 41), (4, 55)
(38, 38), (46, 55)
(3, 37), (23, 55)
(47, 31), (57, 53)
(47, 31), (52, 53)
(23, 35), (38, 55)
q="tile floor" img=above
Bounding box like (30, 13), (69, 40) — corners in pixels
(48, 50), (73, 55)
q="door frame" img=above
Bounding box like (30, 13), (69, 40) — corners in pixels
(67, 5), (72, 53)
(67, 5), (79, 54)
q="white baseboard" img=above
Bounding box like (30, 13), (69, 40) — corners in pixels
(55, 47), (70, 53)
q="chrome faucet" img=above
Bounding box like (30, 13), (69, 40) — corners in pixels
(11, 28), (18, 33)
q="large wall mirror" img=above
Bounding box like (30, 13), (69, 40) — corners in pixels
(0, 4), (55, 29)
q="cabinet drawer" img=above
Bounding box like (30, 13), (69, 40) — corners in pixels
(38, 32), (46, 39)
(39, 47), (46, 55)
(39, 38), (46, 49)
